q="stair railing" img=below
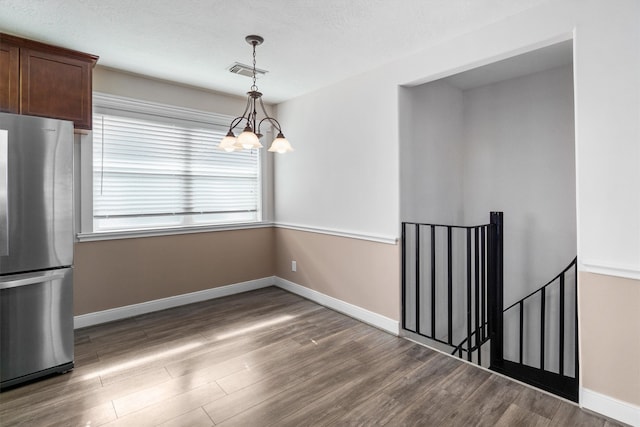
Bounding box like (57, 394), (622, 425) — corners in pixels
(451, 256), (578, 367)
(402, 211), (579, 401)
(401, 214), (498, 365)
(489, 256), (578, 401)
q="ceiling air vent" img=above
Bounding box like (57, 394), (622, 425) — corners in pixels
(228, 62), (268, 78)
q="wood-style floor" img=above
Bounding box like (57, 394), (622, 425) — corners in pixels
(0, 287), (622, 426)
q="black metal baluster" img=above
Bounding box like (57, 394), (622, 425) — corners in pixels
(401, 223), (407, 331)
(540, 287), (546, 371)
(574, 262), (579, 380)
(559, 274), (565, 376)
(466, 228), (472, 361)
(519, 301), (524, 364)
(415, 224), (420, 334)
(429, 225), (436, 338)
(447, 227), (453, 345)
(481, 226), (486, 341)
(488, 212), (504, 369)
(474, 227), (480, 365)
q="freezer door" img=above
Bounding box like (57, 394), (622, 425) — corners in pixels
(0, 267), (74, 387)
(0, 113), (74, 274)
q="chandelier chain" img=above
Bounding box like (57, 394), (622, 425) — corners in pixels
(251, 42), (258, 91)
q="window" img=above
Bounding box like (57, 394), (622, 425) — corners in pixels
(91, 95), (262, 233)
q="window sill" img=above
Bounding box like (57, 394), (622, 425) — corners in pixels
(76, 221), (274, 242)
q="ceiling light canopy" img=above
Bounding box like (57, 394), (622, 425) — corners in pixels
(218, 35), (293, 154)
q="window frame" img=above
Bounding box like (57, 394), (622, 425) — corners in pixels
(76, 92), (273, 242)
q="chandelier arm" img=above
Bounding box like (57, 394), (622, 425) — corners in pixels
(258, 116), (282, 134)
(229, 116), (247, 132)
(228, 96), (253, 132)
(256, 96), (282, 134)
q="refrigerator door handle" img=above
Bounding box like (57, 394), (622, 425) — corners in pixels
(0, 270), (67, 290)
(0, 129), (7, 256)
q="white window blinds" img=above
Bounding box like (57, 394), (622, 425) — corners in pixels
(92, 111), (260, 232)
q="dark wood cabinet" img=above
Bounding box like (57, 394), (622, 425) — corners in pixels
(0, 34), (98, 131)
(0, 43), (19, 113)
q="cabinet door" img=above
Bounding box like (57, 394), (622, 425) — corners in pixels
(0, 43), (19, 113)
(20, 48), (93, 130)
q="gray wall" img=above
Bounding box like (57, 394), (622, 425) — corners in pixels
(400, 80), (465, 225)
(401, 64), (575, 301)
(400, 64), (576, 371)
(462, 64), (576, 304)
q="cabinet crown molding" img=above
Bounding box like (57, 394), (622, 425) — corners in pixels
(0, 33), (98, 65)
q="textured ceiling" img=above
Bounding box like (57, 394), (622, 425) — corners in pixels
(0, 0), (554, 103)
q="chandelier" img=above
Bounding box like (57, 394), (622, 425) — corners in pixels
(218, 35), (293, 153)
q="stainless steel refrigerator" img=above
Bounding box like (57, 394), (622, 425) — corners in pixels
(0, 112), (74, 390)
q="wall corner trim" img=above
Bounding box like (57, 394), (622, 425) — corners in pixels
(74, 277), (275, 329)
(580, 387), (640, 427)
(274, 277), (400, 335)
(580, 260), (640, 281)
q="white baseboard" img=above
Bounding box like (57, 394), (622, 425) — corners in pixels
(75, 276), (400, 336)
(274, 277), (399, 335)
(581, 387), (640, 426)
(74, 277), (275, 329)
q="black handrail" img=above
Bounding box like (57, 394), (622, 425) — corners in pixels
(403, 221), (491, 229)
(451, 327), (489, 357)
(501, 257), (578, 375)
(503, 257), (577, 311)
(451, 256), (577, 357)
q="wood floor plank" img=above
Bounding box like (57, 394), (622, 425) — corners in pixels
(1, 366), (172, 425)
(157, 407), (214, 427)
(335, 391), (406, 426)
(436, 362), (493, 399)
(514, 386), (563, 420)
(102, 382), (226, 427)
(0, 368), (102, 413)
(164, 336), (302, 381)
(0, 400), (117, 427)
(204, 339), (369, 424)
(550, 403), (608, 427)
(111, 369), (216, 417)
(276, 350), (426, 426)
(448, 374), (526, 426)
(495, 402), (551, 426)
(0, 287), (624, 427)
(379, 351), (463, 401)
(383, 387), (459, 426)
(380, 363), (495, 426)
(213, 326), (370, 396)
(215, 357), (367, 427)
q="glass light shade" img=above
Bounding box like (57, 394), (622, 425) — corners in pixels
(235, 125), (263, 149)
(268, 133), (293, 153)
(218, 132), (238, 152)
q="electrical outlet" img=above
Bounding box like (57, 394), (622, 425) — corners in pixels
(291, 260), (297, 272)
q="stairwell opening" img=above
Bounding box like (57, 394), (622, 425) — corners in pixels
(399, 39), (578, 399)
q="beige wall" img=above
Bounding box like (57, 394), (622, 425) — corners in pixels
(93, 66), (275, 117)
(74, 228), (275, 315)
(76, 66), (279, 316)
(580, 272), (640, 406)
(275, 228), (400, 320)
